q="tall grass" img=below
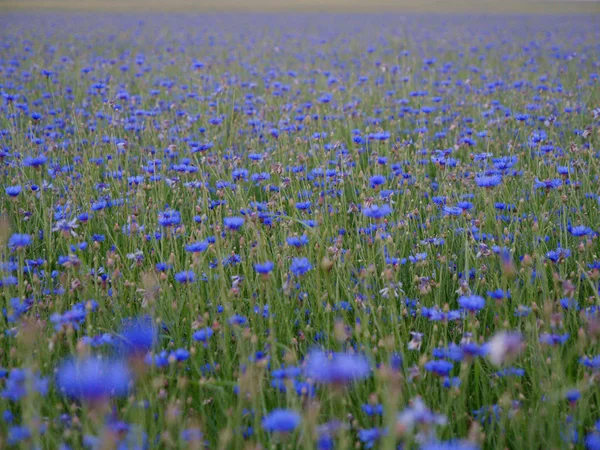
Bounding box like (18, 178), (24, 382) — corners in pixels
(0, 11), (599, 450)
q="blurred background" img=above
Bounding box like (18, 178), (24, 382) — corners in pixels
(1, 0), (599, 13)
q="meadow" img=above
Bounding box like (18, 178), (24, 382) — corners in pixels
(0, 10), (599, 450)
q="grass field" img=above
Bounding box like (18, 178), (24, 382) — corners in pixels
(1, 7), (600, 450)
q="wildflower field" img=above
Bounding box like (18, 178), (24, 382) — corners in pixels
(1, 11), (600, 450)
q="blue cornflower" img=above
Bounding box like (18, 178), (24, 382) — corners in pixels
(7, 426), (32, 445)
(223, 216), (244, 230)
(421, 440), (480, 450)
(296, 201), (312, 211)
(262, 409), (301, 433)
(185, 241), (209, 253)
(287, 235), (309, 247)
(539, 333), (569, 346)
(304, 350), (371, 384)
(228, 315), (248, 326)
(362, 204), (392, 219)
(290, 257), (312, 276)
(369, 175), (386, 188)
(586, 433), (600, 450)
(424, 360), (454, 376)
(254, 261), (275, 274)
(475, 174), (502, 188)
(358, 428), (385, 448)
(8, 234), (32, 251)
(56, 357), (131, 402)
(174, 270), (196, 284)
(458, 295), (486, 312)
(442, 206), (463, 216)
(119, 316), (157, 357)
(158, 209), (181, 227)
(193, 327), (214, 342)
(361, 404), (384, 416)
(5, 186), (22, 197)
(569, 225), (593, 237)
(397, 397), (447, 430)
(534, 178), (562, 190)
(566, 389), (581, 403)
(2, 369), (48, 401)
(546, 248), (571, 263)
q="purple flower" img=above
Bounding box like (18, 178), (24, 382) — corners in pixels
(397, 397), (447, 430)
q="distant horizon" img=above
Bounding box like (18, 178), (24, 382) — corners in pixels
(1, 0), (599, 14)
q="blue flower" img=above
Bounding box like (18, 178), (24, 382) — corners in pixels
(262, 409), (301, 433)
(421, 440), (480, 450)
(586, 433), (600, 450)
(475, 174), (502, 188)
(2, 369), (48, 401)
(362, 204), (392, 219)
(193, 327), (214, 342)
(8, 234), (32, 251)
(158, 209), (181, 227)
(7, 426), (31, 445)
(442, 206), (463, 216)
(305, 350), (371, 384)
(174, 270), (196, 284)
(5, 185), (22, 197)
(569, 225), (593, 237)
(185, 241), (209, 253)
(224, 216), (245, 230)
(287, 235), (309, 247)
(566, 389), (580, 403)
(255, 261), (275, 274)
(458, 295), (485, 312)
(369, 175), (386, 188)
(361, 404), (383, 416)
(290, 257), (312, 276)
(358, 428), (385, 448)
(56, 357), (131, 401)
(539, 333), (569, 346)
(424, 360), (453, 376)
(119, 316), (157, 356)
